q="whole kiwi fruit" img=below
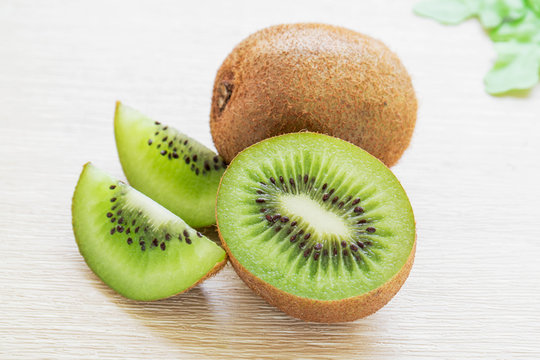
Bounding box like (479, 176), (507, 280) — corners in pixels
(210, 23), (417, 167)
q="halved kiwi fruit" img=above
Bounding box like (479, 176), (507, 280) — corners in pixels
(216, 133), (416, 322)
(210, 23), (417, 167)
(115, 102), (227, 228)
(72, 162), (227, 301)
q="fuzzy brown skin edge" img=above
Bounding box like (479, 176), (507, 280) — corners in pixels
(219, 222), (415, 323)
(210, 23), (417, 167)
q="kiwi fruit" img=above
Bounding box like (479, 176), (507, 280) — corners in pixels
(115, 102), (227, 228)
(216, 133), (416, 322)
(210, 23), (417, 167)
(72, 162), (227, 301)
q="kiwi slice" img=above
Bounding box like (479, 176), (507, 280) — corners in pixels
(216, 133), (416, 322)
(72, 162), (227, 301)
(114, 102), (227, 228)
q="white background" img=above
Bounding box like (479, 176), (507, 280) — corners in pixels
(1, 0), (539, 358)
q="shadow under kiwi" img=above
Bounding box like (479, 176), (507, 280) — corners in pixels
(84, 226), (382, 358)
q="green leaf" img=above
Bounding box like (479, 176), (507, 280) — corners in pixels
(490, 11), (540, 42)
(414, 0), (477, 24)
(478, 0), (527, 29)
(484, 41), (540, 93)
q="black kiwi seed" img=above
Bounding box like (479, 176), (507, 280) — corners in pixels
(127, 238), (133, 245)
(196, 232), (202, 238)
(256, 190), (264, 194)
(110, 197), (117, 202)
(279, 176), (284, 183)
(299, 242), (306, 249)
(155, 131), (159, 135)
(163, 126), (168, 130)
(192, 155), (198, 162)
(350, 244), (359, 252)
(352, 198), (361, 205)
(160, 242), (166, 250)
(357, 241), (365, 249)
(354, 207), (364, 213)
(148, 139), (153, 145)
(303, 248), (312, 257)
(290, 235), (297, 242)
(260, 208), (267, 213)
(275, 226), (282, 232)
(131, 219), (136, 225)
(141, 244), (146, 251)
(186, 237), (192, 244)
(333, 247), (338, 256)
(110, 217), (116, 223)
(160, 150), (167, 156)
(185, 157), (190, 164)
(338, 201), (344, 208)
(154, 121), (160, 125)
(165, 233), (171, 241)
(157, 144), (161, 149)
(342, 250), (348, 256)
(289, 178), (295, 186)
(168, 153), (172, 160)
(168, 141), (173, 147)
(213, 155), (219, 163)
(117, 225), (124, 233)
(322, 183), (328, 190)
(323, 249), (329, 257)
(191, 164), (195, 171)
(341, 240), (347, 247)
(304, 233), (311, 240)
(150, 238), (157, 247)
(126, 228), (131, 234)
(195, 168), (199, 175)
(117, 210), (122, 216)
(162, 136), (168, 142)
(109, 185), (116, 190)
(358, 219), (367, 224)
(280, 216), (289, 223)
(314, 243), (322, 250)
(204, 161), (210, 171)
(118, 217), (124, 224)
(298, 229), (304, 235)
(332, 196), (338, 204)
(365, 241), (373, 246)
(265, 214), (273, 222)
(172, 152), (179, 159)
(106, 212), (113, 218)
(272, 214), (281, 221)
(290, 221), (297, 226)
(256, 198), (266, 203)
(269, 177), (276, 184)
(110, 228), (115, 235)
(304, 175), (308, 183)
(214, 164), (220, 170)
(322, 194), (329, 201)
(329, 189), (335, 195)
(366, 227), (376, 233)
(313, 252), (320, 260)
(135, 227), (140, 233)
(183, 229), (189, 237)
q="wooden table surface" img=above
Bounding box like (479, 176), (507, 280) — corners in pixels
(1, 0), (539, 358)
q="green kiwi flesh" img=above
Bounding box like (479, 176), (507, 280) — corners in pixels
(72, 162), (227, 301)
(216, 133), (415, 303)
(114, 102), (227, 228)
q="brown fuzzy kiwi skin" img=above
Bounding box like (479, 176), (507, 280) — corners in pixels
(215, 134), (416, 323)
(210, 23), (417, 167)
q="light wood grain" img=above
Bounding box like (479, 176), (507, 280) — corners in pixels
(1, 0), (539, 358)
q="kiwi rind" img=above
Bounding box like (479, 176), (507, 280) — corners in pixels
(210, 23), (417, 167)
(216, 133), (416, 322)
(72, 162), (227, 301)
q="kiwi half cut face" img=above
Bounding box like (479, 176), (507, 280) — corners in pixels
(72, 163), (227, 301)
(114, 102), (227, 228)
(216, 133), (416, 322)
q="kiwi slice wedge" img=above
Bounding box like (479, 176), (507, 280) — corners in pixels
(216, 133), (416, 322)
(114, 102), (227, 228)
(72, 163), (227, 301)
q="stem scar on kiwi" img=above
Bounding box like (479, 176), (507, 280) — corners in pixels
(216, 133), (416, 323)
(210, 23), (417, 167)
